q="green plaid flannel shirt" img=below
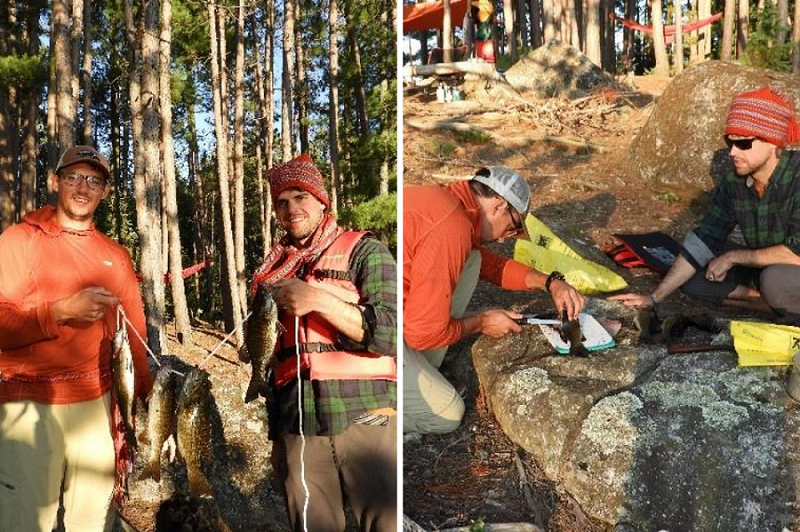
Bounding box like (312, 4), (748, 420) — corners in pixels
(693, 151), (800, 257)
(269, 237), (397, 437)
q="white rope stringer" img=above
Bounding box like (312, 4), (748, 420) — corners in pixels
(296, 315), (310, 531)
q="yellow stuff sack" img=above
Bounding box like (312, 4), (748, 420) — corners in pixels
(513, 214), (628, 296)
(731, 320), (800, 366)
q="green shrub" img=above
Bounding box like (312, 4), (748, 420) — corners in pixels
(339, 193), (398, 256)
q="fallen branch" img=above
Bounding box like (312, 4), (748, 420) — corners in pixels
(403, 514), (428, 532)
(404, 61), (504, 81)
(404, 118), (496, 138)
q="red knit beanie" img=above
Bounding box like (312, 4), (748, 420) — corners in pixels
(725, 86), (800, 149)
(268, 153), (330, 207)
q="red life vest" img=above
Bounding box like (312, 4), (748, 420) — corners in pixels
(272, 231), (398, 388)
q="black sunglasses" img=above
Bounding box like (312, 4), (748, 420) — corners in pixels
(724, 136), (757, 151)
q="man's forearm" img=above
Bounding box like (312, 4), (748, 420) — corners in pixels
(315, 291), (365, 343)
(726, 245), (800, 268)
(651, 254), (697, 303)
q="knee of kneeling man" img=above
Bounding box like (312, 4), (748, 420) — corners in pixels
(760, 268), (784, 304)
(431, 396), (465, 435)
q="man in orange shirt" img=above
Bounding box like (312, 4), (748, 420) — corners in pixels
(0, 146), (153, 531)
(404, 166), (585, 434)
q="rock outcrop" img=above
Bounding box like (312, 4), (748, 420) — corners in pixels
(472, 299), (799, 530)
(627, 61), (800, 190)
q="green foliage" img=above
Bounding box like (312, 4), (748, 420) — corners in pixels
(741, 0), (793, 71)
(430, 140), (458, 158)
(339, 193), (397, 255)
(0, 53), (46, 90)
(468, 518), (486, 532)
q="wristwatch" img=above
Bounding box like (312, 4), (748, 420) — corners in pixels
(545, 271), (565, 293)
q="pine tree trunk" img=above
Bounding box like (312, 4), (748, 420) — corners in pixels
(265, 0), (275, 242)
(329, 0), (341, 216)
(503, 0), (518, 61)
(792, 0), (800, 73)
(282, 0), (295, 162)
(110, 82), (122, 241)
(689, 0), (698, 64)
(443, 0), (454, 62)
(208, 1), (243, 344)
(295, 0), (309, 154)
(0, 1), (12, 231)
(651, 0), (670, 74)
(70, 0), (83, 142)
(139, 0), (167, 356)
(623, 0), (635, 69)
(543, 0), (556, 42)
(160, 0), (191, 344)
(54, 0), (75, 153)
(777, 0), (788, 45)
(233, 0), (247, 317)
(518, 0), (527, 51)
(585, 0), (601, 65)
(349, 28), (369, 138)
(702, 0), (712, 57)
(254, 17), (269, 253)
(46, 11), (59, 173)
(19, 2), (40, 218)
(736, 0), (748, 57)
(674, 0), (683, 73)
(81, 0), (93, 143)
(529, 0), (543, 48)
(720, 0), (735, 60)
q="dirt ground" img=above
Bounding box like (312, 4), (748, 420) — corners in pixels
(401, 73), (756, 531)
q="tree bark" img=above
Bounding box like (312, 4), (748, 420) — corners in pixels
(503, 0), (518, 61)
(254, 16), (269, 253)
(736, 0), (748, 57)
(792, 0), (800, 73)
(70, 0), (83, 143)
(81, 0), (93, 143)
(674, 0), (683, 73)
(47, 9), (59, 174)
(282, 0), (295, 162)
(265, 0), (275, 242)
(139, 0), (167, 356)
(517, 0), (527, 51)
(623, 0), (635, 69)
(529, 0), (543, 48)
(0, 1), (12, 231)
(442, 0), (454, 62)
(295, 0), (309, 154)
(233, 0), (247, 317)
(585, 0), (601, 66)
(651, 0), (670, 74)
(543, 0), (556, 42)
(329, 0), (341, 216)
(349, 28), (370, 138)
(720, 0), (735, 61)
(208, 1), (243, 344)
(19, 2), (41, 219)
(160, 0), (191, 344)
(777, 0), (789, 45)
(54, 0), (75, 154)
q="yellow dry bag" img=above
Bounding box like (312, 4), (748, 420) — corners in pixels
(731, 320), (800, 366)
(514, 214), (628, 296)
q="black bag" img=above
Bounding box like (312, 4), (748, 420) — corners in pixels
(605, 232), (681, 275)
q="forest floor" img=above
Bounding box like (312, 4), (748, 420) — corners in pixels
(401, 72), (746, 532)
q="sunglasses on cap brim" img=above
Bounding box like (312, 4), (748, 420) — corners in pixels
(724, 136), (758, 151)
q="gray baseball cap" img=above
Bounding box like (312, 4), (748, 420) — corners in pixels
(472, 166), (531, 240)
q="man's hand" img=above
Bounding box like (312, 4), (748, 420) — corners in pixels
(52, 287), (119, 324)
(608, 293), (654, 308)
(549, 280), (585, 320)
(706, 252), (736, 282)
(273, 278), (321, 317)
(475, 309), (522, 338)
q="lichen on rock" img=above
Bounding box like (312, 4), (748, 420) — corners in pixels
(580, 392), (643, 455)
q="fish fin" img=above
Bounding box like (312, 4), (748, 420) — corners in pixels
(244, 382), (271, 404)
(276, 321), (287, 335)
(139, 458), (162, 483)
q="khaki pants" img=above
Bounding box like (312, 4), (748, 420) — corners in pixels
(403, 250), (481, 434)
(278, 417), (397, 532)
(0, 394), (115, 532)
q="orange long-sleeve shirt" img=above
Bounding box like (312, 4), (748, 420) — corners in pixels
(403, 181), (534, 351)
(0, 206), (153, 404)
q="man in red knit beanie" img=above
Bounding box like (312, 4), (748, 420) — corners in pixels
(612, 86), (800, 322)
(251, 153), (397, 531)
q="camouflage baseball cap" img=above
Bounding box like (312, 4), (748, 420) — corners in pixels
(55, 145), (111, 181)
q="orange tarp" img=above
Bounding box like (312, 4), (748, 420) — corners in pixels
(403, 0), (470, 33)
